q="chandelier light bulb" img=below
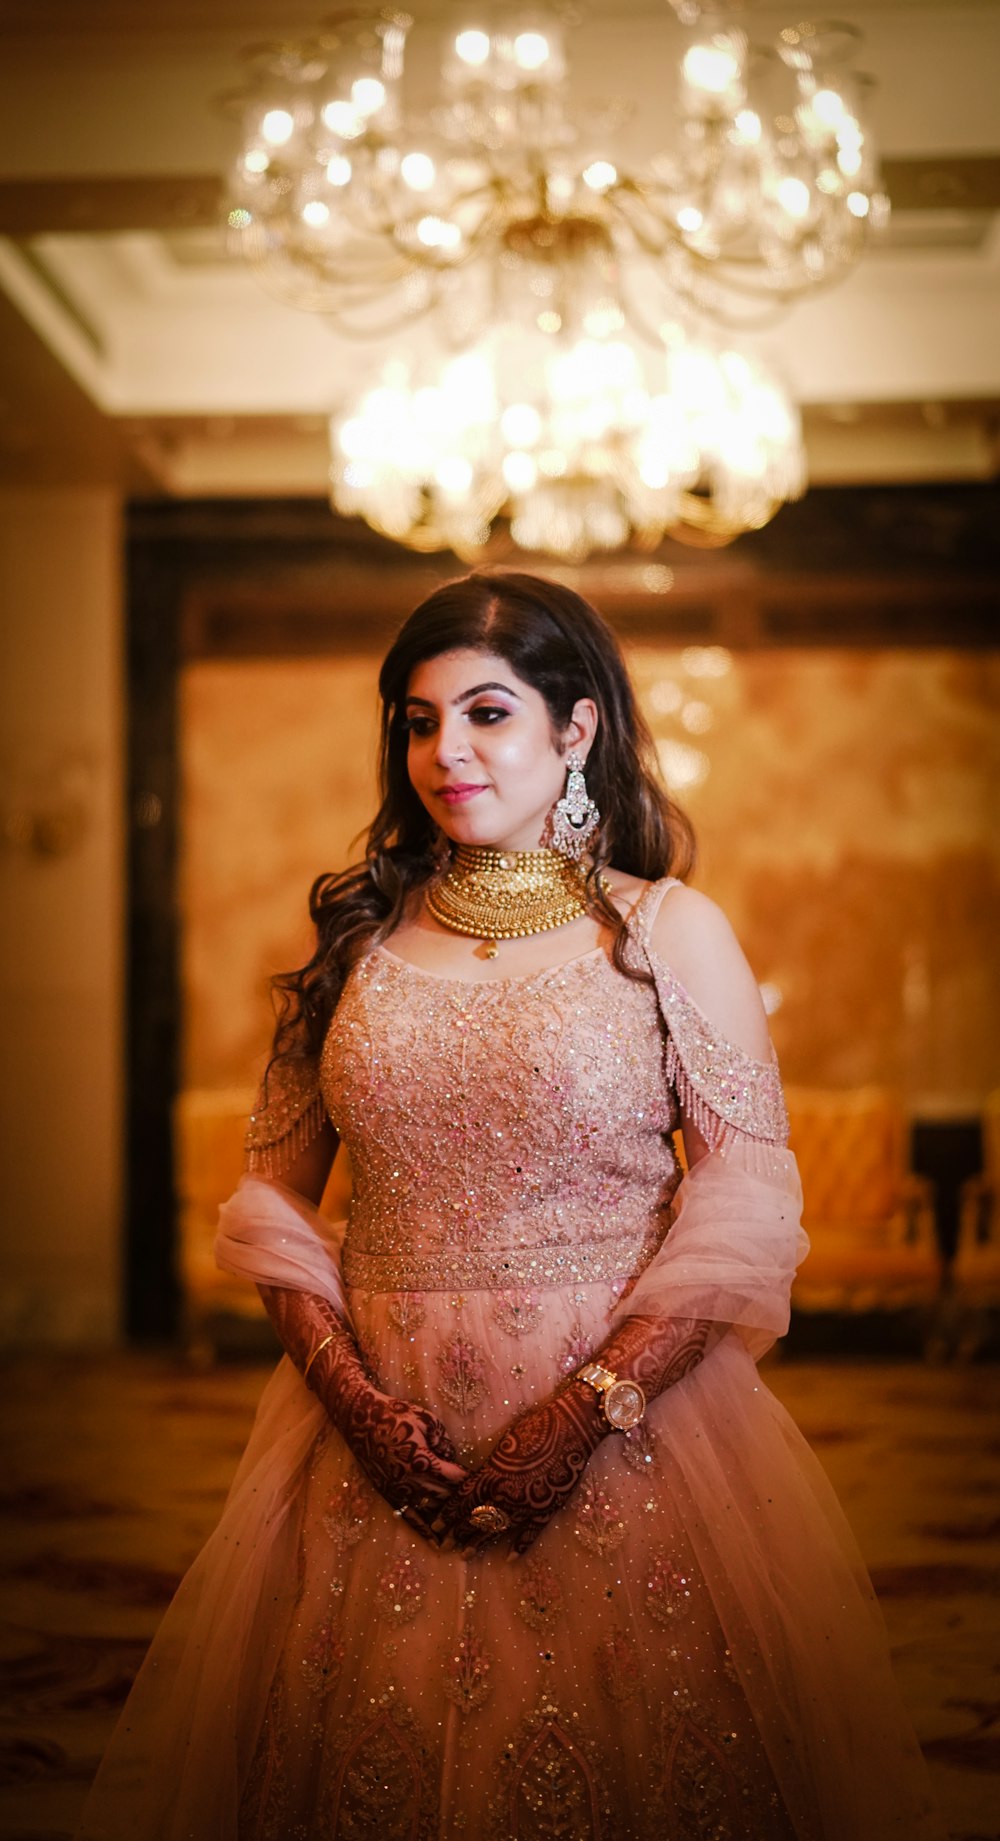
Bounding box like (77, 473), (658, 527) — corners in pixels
(301, 199), (331, 227)
(416, 215), (462, 250)
(243, 148), (270, 174)
(837, 144), (863, 177)
(513, 33), (550, 71)
(846, 190), (870, 217)
(775, 175), (811, 219)
(260, 108), (294, 146)
(502, 450), (540, 491)
(582, 161), (618, 192)
(501, 403), (543, 446)
(683, 40), (741, 95)
(810, 87), (847, 130)
(733, 109), (761, 145)
(454, 29), (491, 66)
(401, 151), (436, 191)
(326, 154), (353, 186)
(676, 204), (704, 233)
(351, 76), (386, 115)
(321, 99), (363, 138)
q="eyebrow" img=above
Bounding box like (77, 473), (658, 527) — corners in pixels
(404, 681), (522, 709)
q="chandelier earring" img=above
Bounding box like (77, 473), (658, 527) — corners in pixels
(549, 753), (600, 863)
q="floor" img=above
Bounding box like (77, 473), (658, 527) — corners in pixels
(0, 1353), (997, 1840)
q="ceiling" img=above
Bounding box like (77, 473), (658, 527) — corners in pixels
(0, 1), (998, 496)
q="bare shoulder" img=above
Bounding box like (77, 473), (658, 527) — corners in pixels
(648, 883), (771, 1059)
(602, 868), (648, 912)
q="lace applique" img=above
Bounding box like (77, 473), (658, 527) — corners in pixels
(386, 1293), (426, 1338)
(436, 1332), (490, 1414)
(491, 1289), (544, 1336)
(644, 1549), (695, 1627)
(516, 1556), (566, 1633)
(573, 1476), (627, 1558)
(557, 1323), (594, 1377)
(490, 1698), (617, 1841)
(619, 1418), (659, 1475)
(324, 1687), (438, 1841)
(322, 1467), (373, 1558)
(376, 1552), (426, 1626)
(244, 1055), (327, 1178)
(301, 1619), (345, 1697)
(441, 1627), (494, 1714)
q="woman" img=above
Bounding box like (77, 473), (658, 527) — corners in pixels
(81, 572), (940, 1840)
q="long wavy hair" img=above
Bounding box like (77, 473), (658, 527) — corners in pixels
(267, 570), (695, 1070)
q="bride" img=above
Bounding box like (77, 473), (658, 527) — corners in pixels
(80, 570), (941, 1840)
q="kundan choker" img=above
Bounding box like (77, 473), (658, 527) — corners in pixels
(427, 845), (593, 959)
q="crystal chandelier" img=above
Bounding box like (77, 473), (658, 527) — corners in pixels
(223, 5), (883, 551)
(329, 322), (806, 561)
(224, 7), (888, 334)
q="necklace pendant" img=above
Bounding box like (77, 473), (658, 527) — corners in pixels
(484, 939), (499, 960)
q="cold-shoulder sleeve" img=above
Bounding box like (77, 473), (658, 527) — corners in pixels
(243, 1054), (328, 1180)
(613, 883), (808, 1358)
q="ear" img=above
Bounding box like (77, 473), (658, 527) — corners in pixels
(560, 697), (599, 762)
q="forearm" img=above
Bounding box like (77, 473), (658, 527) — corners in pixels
(597, 1313), (718, 1401)
(257, 1283), (372, 1432)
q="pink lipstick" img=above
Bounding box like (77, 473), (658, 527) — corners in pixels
(437, 784), (487, 805)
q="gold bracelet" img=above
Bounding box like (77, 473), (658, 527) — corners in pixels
(302, 1332), (335, 1382)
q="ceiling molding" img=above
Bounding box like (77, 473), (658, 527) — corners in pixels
(1, 158), (999, 237)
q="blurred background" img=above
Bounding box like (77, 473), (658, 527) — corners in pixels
(0, 4), (998, 1832)
(0, 0), (997, 1358)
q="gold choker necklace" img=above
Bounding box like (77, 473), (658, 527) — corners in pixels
(427, 845), (591, 959)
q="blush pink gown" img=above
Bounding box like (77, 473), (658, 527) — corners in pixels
(79, 881), (941, 1841)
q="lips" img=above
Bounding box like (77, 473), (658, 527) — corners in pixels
(436, 783), (488, 804)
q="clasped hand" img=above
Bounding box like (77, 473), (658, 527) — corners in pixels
(338, 1380), (606, 1555)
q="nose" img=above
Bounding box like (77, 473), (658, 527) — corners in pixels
(434, 714), (469, 768)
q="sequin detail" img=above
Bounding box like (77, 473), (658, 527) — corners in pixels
(630, 881), (789, 1150)
(376, 1553), (426, 1625)
(343, 1231), (664, 1295)
(436, 1332), (490, 1414)
(644, 1549), (695, 1627)
(244, 1056), (327, 1178)
(442, 1628), (494, 1714)
(516, 1556), (566, 1634)
(491, 1288), (544, 1336)
(321, 948), (681, 1295)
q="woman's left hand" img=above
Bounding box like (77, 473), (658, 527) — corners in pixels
(436, 1383), (605, 1556)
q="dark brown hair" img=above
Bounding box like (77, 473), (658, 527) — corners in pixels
(268, 570), (695, 1068)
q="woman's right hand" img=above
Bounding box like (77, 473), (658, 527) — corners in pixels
(257, 1282), (466, 1544)
(327, 1381), (468, 1541)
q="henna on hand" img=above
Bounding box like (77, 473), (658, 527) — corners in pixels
(438, 1383), (605, 1558)
(259, 1284), (466, 1543)
(441, 1315), (715, 1557)
(594, 1313), (715, 1400)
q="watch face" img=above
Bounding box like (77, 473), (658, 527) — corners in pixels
(604, 1380), (644, 1432)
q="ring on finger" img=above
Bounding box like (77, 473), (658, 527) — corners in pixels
(468, 1504), (511, 1537)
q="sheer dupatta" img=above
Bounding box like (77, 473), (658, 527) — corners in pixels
(615, 881), (809, 1358)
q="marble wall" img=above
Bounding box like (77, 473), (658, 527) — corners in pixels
(180, 645), (999, 1114)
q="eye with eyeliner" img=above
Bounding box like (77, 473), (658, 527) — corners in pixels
(403, 702), (511, 736)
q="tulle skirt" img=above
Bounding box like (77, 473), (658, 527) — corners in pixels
(78, 1281), (941, 1841)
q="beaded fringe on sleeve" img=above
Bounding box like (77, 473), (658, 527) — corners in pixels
(615, 886), (809, 1357)
(243, 1055), (327, 1179)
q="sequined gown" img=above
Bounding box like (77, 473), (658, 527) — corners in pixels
(79, 882), (941, 1841)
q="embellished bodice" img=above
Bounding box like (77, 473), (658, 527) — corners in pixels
(243, 880), (789, 1296)
(321, 946), (680, 1292)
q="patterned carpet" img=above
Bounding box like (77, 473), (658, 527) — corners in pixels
(0, 1353), (997, 1841)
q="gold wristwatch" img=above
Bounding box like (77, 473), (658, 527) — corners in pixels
(574, 1362), (646, 1432)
